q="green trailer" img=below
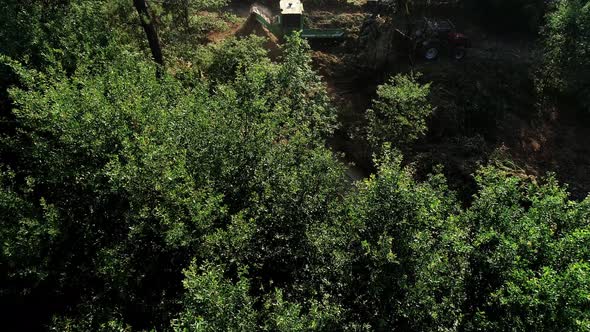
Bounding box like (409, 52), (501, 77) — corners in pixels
(250, 0), (345, 39)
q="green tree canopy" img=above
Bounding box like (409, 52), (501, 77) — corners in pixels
(366, 73), (433, 150)
(1, 1), (590, 331)
(542, 0), (590, 112)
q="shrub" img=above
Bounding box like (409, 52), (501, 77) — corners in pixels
(366, 73), (433, 150)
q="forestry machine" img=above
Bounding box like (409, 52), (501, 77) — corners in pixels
(249, 0), (345, 39)
(364, 1), (472, 60)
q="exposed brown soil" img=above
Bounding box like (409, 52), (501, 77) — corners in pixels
(235, 13), (282, 59)
(502, 102), (590, 199)
(207, 22), (243, 43)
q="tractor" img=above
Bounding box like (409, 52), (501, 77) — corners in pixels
(362, 1), (472, 62)
(413, 18), (472, 60)
(249, 0), (346, 39)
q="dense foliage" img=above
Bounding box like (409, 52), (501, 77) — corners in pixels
(1, 1), (589, 331)
(366, 74), (433, 149)
(542, 0), (590, 112)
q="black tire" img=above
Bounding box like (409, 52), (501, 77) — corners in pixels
(424, 46), (439, 60)
(453, 47), (467, 60)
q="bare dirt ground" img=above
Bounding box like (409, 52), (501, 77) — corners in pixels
(502, 102), (590, 199)
(224, 0), (590, 199)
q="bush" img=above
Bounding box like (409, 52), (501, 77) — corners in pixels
(541, 0), (590, 112)
(366, 73), (433, 150)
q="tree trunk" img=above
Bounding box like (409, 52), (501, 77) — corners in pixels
(183, 0), (190, 29)
(133, 0), (164, 75)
